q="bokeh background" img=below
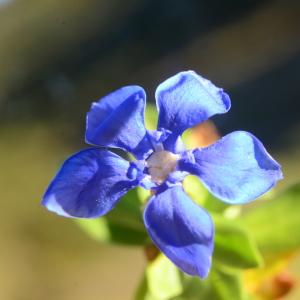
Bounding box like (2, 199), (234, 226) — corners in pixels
(0, 0), (300, 299)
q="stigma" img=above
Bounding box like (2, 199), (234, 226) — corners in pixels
(146, 150), (179, 184)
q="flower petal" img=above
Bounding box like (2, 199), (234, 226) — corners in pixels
(42, 148), (139, 218)
(85, 86), (151, 158)
(144, 185), (214, 278)
(156, 71), (230, 135)
(179, 131), (283, 204)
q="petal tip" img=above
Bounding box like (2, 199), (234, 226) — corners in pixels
(41, 193), (72, 218)
(155, 70), (231, 135)
(197, 256), (212, 278)
(41, 149), (136, 219)
(186, 71), (232, 115)
(84, 85), (147, 153)
(221, 90), (231, 112)
(186, 130), (284, 204)
(143, 186), (214, 278)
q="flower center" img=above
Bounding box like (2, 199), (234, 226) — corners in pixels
(146, 150), (179, 184)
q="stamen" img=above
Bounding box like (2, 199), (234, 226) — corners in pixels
(146, 150), (179, 184)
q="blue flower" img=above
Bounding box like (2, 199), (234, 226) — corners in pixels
(42, 71), (282, 278)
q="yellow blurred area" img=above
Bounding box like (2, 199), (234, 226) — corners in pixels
(0, 124), (144, 300)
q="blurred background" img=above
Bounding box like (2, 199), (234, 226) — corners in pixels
(0, 0), (299, 299)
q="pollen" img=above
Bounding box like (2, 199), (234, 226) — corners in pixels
(146, 150), (179, 184)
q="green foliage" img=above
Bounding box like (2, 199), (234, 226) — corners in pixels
(77, 182), (300, 300)
(238, 183), (300, 255)
(74, 100), (300, 299)
(180, 265), (246, 300)
(136, 256), (246, 300)
(134, 275), (153, 300)
(209, 265), (246, 300)
(203, 194), (229, 214)
(135, 255), (183, 300)
(183, 176), (209, 206)
(184, 175), (229, 213)
(147, 254), (183, 300)
(213, 215), (263, 269)
(137, 186), (151, 204)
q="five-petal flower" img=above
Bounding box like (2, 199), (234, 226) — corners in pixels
(42, 71), (283, 278)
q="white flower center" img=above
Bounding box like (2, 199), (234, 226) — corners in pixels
(146, 150), (179, 184)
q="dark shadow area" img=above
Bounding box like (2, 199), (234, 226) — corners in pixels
(215, 52), (300, 148)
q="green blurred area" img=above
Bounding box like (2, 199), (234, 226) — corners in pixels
(0, 0), (300, 299)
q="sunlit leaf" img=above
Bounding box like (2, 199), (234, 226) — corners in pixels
(76, 218), (111, 241)
(137, 186), (151, 205)
(135, 255), (247, 300)
(213, 215), (263, 269)
(239, 183), (300, 254)
(134, 274), (160, 300)
(184, 175), (229, 213)
(204, 193), (229, 213)
(146, 254), (183, 300)
(183, 175), (208, 206)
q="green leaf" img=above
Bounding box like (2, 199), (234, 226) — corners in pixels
(137, 186), (151, 205)
(179, 265), (246, 300)
(204, 193), (229, 213)
(183, 175), (229, 213)
(238, 183), (300, 254)
(75, 189), (149, 245)
(146, 254), (183, 300)
(210, 265), (246, 300)
(76, 218), (111, 241)
(183, 175), (209, 206)
(134, 274), (160, 300)
(136, 258), (246, 300)
(179, 275), (211, 300)
(213, 215), (263, 269)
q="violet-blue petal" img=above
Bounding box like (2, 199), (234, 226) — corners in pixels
(144, 185), (214, 278)
(179, 131), (283, 204)
(156, 71), (230, 135)
(85, 86), (151, 158)
(162, 134), (186, 154)
(86, 86), (143, 127)
(42, 148), (138, 218)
